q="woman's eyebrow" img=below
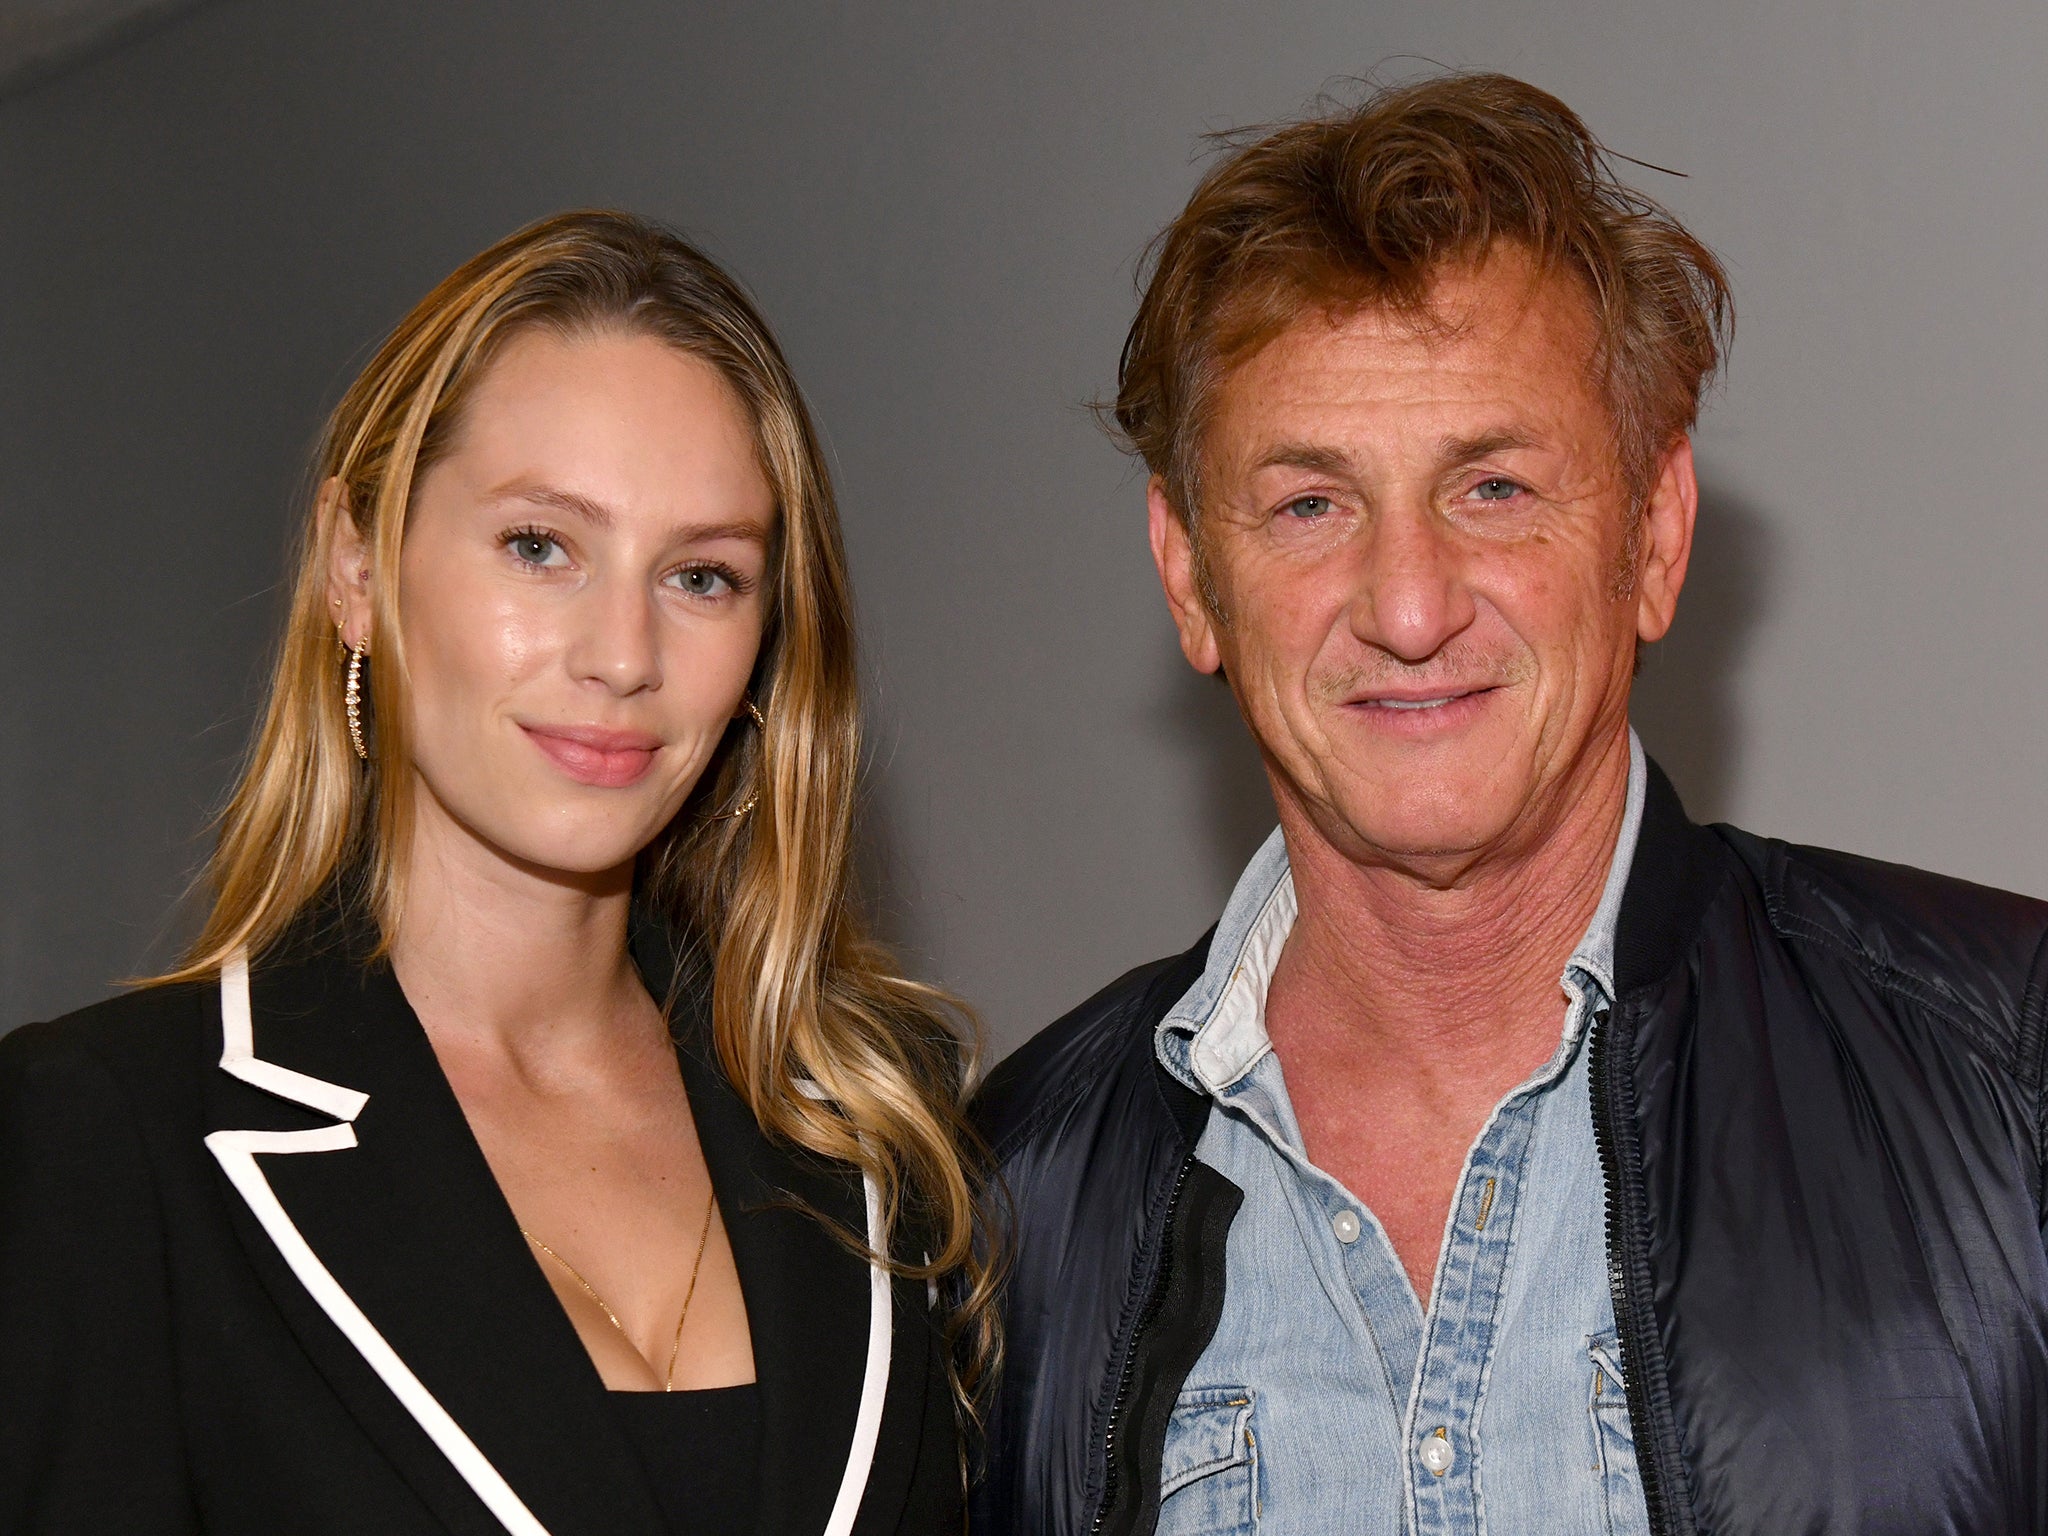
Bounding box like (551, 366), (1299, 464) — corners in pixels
(494, 481), (619, 529)
(489, 481), (768, 543)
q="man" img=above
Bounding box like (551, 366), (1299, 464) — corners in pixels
(972, 73), (2048, 1536)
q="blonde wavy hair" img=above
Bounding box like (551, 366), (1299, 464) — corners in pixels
(161, 209), (996, 1404)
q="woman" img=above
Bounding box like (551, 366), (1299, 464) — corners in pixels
(0, 211), (990, 1535)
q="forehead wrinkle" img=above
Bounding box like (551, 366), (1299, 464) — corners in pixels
(1243, 424), (1546, 492)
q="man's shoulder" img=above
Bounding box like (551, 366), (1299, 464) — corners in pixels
(1716, 822), (2048, 1059)
(972, 934), (1212, 1164)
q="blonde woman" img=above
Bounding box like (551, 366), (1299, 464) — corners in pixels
(0, 211), (988, 1535)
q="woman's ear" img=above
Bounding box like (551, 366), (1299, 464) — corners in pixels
(321, 478), (374, 648)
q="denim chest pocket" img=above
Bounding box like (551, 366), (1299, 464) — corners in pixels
(1157, 1385), (1260, 1536)
(1587, 1333), (1652, 1536)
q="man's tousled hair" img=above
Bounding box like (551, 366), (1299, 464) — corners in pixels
(1112, 71), (1733, 520)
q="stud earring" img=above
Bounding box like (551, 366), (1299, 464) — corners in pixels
(344, 641), (370, 761)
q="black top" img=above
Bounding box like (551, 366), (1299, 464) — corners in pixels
(0, 905), (964, 1535)
(609, 1383), (762, 1532)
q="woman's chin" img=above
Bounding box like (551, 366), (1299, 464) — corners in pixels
(457, 819), (661, 890)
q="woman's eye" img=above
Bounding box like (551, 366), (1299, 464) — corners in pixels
(507, 532), (567, 567)
(667, 564), (734, 598)
(1471, 477), (1522, 503)
(1283, 495), (1332, 520)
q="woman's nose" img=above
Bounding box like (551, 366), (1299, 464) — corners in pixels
(564, 576), (663, 695)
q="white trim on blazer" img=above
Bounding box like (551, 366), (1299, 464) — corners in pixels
(800, 1079), (894, 1536)
(203, 950), (892, 1536)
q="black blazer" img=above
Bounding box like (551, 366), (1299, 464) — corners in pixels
(0, 913), (962, 1535)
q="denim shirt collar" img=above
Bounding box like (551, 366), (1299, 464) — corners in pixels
(1158, 730), (1649, 1097)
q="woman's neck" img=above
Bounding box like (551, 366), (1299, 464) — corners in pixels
(386, 793), (654, 1072)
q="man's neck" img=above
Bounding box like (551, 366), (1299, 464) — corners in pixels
(1269, 733), (1632, 1074)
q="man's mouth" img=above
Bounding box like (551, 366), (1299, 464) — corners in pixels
(1369, 695), (1461, 711)
(1355, 686), (1492, 710)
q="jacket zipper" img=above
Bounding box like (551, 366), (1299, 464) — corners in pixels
(1089, 1153), (1195, 1536)
(1587, 1005), (1675, 1536)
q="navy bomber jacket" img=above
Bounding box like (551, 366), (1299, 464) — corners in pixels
(970, 763), (2048, 1536)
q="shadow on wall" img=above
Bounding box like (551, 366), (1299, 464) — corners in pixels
(1153, 664), (1276, 898)
(1630, 483), (1776, 823)
(855, 758), (921, 961)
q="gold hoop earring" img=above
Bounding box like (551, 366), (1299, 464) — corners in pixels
(707, 699), (766, 821)
(344, 641), (370, 761)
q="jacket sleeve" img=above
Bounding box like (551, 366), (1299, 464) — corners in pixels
(0, 1023), (199, 1532)
(2033, 945), (2048, 1257)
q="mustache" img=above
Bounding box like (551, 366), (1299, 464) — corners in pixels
(1312, 642), (1534, 703)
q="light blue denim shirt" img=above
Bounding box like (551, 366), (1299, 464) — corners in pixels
(1151, 733), (1651, 1536)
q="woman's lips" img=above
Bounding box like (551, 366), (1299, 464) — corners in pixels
(520, 724), (661, 788)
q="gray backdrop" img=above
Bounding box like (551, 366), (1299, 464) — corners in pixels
(5, 0), (2044, 1053)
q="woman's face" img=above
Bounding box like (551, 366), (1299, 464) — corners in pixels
(333, 326), (776, 882)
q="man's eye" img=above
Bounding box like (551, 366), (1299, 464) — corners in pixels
(1471, 477), (1522, 502)
(1283, 495), (1332, 519)
(507, 532), (567, 567)
(668, 564), (734, 598)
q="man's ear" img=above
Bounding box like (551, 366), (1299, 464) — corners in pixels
(321, 478), (374, 649)
(1148, 478), (1222, 675)
(1634, 435), (1698, 646)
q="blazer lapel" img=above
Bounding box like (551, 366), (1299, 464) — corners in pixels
(205, 922), (667, 1536)
(209, 908), (936, 1536)
(646, 927), (930, 1536)
(664, 1001), (867, 1533)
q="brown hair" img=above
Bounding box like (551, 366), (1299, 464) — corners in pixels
(161, 210), (997, 1408)
(1114, 71), (1732, 523)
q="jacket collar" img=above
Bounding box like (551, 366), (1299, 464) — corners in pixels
(205, 906), (905, 1536)
(1129, 754), (1730, 1147)
(1156, 733), (1654, 1097)
(1611, 758), (1736, 998)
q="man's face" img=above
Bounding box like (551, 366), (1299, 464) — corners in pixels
(1150, 247), (1695, 875)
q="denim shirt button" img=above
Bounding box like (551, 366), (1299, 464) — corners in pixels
(1330, 1209), (1362, 1244)
(1420, 1430), (1454, 1475)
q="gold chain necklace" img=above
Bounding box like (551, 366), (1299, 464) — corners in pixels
(521, 1190), (716, 1391)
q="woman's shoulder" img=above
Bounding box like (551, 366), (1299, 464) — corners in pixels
(0, 978), (221, 1127)
(0, 982), (225, 1299)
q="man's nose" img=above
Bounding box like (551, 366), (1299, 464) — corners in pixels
(1349, 501), (1477, 663)
(565, 575), (663, 696)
